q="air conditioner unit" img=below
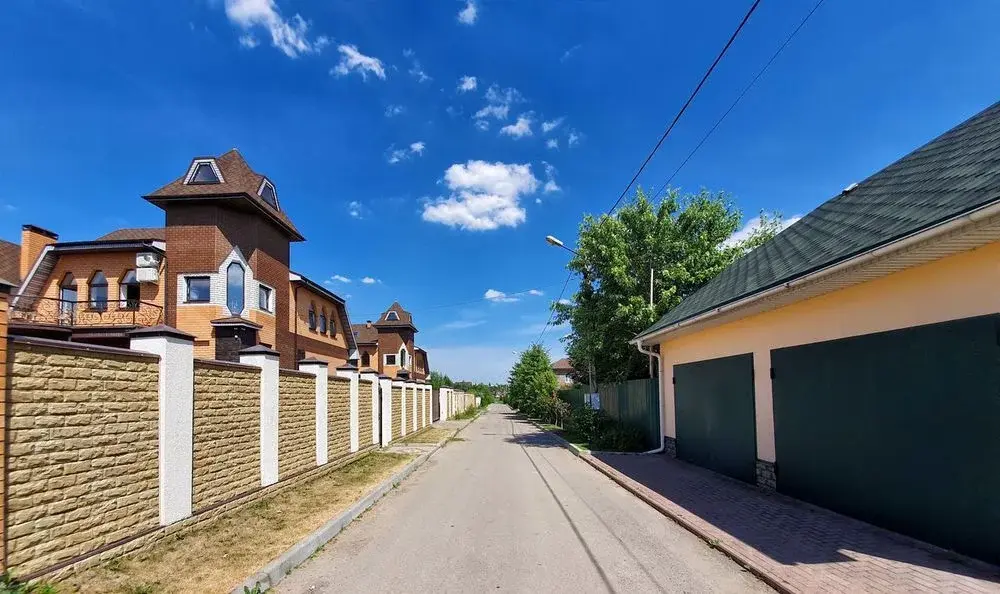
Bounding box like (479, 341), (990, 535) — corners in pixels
(136, 267), (160, 284)
(136, 252), (162, 269)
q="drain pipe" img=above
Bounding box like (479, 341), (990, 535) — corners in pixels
(633, 338), (665, 454)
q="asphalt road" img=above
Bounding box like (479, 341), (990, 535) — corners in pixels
(276, 404), (770, 594)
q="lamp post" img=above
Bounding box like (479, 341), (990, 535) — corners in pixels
(545, 235), (595, 392)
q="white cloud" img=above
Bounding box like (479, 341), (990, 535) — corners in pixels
(500, 114), (533, 138)
(542, 161), (561, 193)
(474, 119), (490, 131)
(558, 298), (573, 306)
(440, 319), (486, 330)
(402, 48), (415, 58)
(567, 130), (581, 147)
(723, 214), (803, 248)
(541, 117), (564, 133)
(330, 274), (351, 283)
(387, 141), (426, 164)
(544, 180), (561, 193)
(518, 321), (569, 335)
(385, 104), (404, 117)
(546, 138), (559, 150)
(484, 289), (520, 303)
(535, 198), (542, 204)
(457, 0), (478, 25)
(347, 200), (364, 219)
(527, 289), (544, 296)
(409, 62), (431, 83)
(561, 44), (582, 62)
(473, 84), (523, 127)
(331, 44), (386, 80)
(458, 76), (478, 93)
(361, 277), (380, 284)
(223, 0), (325, 58)
(421, 160), (539, 231)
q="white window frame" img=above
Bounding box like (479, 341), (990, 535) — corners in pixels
(257, 282), (274, 314)
(257, 178), (280, 209)
(384, 353), (398, 366)
(183, 158), (225, 184)
(385, 311), (399, 321)
(398, 344), (409, 370)
(182, 275), (212, 304)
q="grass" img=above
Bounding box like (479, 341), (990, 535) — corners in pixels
(451, 406), (483, 421)
(60, 452), (413, 594)
(538, 423), (590, 451)
(398, 427), (454, 444)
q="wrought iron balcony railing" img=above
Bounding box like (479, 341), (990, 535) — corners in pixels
(9, 297), (164, 328)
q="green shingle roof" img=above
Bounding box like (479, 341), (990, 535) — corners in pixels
(640, 100), (1000, 339)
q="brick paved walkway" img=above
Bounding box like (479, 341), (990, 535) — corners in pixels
(587, 452), (1000, 593)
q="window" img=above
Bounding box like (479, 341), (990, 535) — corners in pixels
(361, 352), (370, 367)
(353, 331), (359, 339)
(319, 309), (328, 334)
(384, 353), (397, 366)
(385, 311), (399, 321)
(258, 284), (273, 313)
(59, 273), (77, 317)
(190, 162), (220, 183)
(186, 276), (211, 303)
(259, 180), (278, 209)
(328, 315), (337, 337)
(399, 347), (408, 369)
(226, 262), (245, 314)
(89, 271), (108, 311)
(307, 303), (316, 330)
(120, 270), (140, 309)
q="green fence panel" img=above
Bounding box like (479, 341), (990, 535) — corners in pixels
(596, 378), (659, 449)
(557, 387), (585, 409)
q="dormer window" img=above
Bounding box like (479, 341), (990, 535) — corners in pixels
(258, 179), (278, 209)
(386, 311), (399, 321)
(185, 159), (224, 184)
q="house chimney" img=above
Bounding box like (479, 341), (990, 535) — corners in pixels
(20, 225), (58, 281)
(366, 320), (372, 327)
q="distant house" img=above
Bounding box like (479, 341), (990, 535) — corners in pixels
(351, 302), (429, 380)
(551, 358), (575, 386)
(634, 101), (1000, 565)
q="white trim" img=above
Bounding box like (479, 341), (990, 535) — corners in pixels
(397, 344), (410, 370)
(179, 274), (213, 305)
(184, 158), (225, 184)
(336, 369), (360, 452)
(257, 178), (280, 209)
(636, 199), (1000, 345)
(379, 377), (393, 445)
(256, 281), (275, 314)
(384, 353), (398, 366)
(385, 310), (400, 321)
(242, 351), (280, 487)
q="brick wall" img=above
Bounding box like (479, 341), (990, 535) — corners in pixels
(358, 378), (373, 447)
(328, 376), (351, 461)
(42, 251), (164, 309)
(392, 384), (403, 438)
(0, 289), (9, 570)
(278, 370), (315, 479)
(192, 360), (261, 511)
(6, 340), (159, 576)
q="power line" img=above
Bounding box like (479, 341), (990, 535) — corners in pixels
(605, 0), (763, 216)
(347, 283), (566, 322)
(535, 273), (572, 346)
(536, 0), (763, 344)
(653, 0), (826, 200)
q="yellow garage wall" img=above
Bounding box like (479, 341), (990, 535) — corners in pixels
(657, 239), (1000, 462)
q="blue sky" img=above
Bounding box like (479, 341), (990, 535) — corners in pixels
(2, 0), (1000, 382)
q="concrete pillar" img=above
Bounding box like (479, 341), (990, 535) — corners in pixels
(360, 371), (379, 445)
(378, 375), (392, 446)
(298, 359), (329, 466)
(130, 325), (195, 525)
(336, 365), (360, 452)
(241, 345), (280, 487)
(408, 382), (418, 432)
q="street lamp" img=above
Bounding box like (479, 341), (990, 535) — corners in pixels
(545, 235), (578, 255)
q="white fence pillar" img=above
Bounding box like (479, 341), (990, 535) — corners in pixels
(241, 345), (280, 487)
(361, 371), (379, 445)
(336, 365), (360, 452)
(298, 358), (329, 466)
(408, 382), (418, 432)
(379, 375), (392, 446)
(130, 326), (195, 526)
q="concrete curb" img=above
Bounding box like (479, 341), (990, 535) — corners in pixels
(232, 445), (442, 594)
(528, 420), (795, 594)
(233, 413), (487, 594)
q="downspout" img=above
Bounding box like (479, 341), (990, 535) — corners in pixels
(634, 339), (665, 454)
(293, 284), (300, 361)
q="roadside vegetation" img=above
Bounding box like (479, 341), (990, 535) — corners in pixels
(59, 452), (412, 594)
(399, 427), (454, 444)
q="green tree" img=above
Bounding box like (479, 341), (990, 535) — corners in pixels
(507, 345), (559, 417)
(428, 371), (454, 389)
(555, 187), (783, 382)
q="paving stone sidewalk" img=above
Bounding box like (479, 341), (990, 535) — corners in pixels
(588, 452), (1000, 593)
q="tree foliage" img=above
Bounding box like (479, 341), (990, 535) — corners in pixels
(507, 344), (559, 419)
(554, 187), (783, 382)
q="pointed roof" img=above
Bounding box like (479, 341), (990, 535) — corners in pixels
(351, 322), (379, 344)
(373, 301), (417, 331)
(97, 227), (166, 242)
(143, 149), (303, 241)
(0, 238), (21, 288)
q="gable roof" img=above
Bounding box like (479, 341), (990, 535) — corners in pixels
(373, 301), (417, 331)
(96, 227), (166, 242)
(0, 239), (20, 287)
(552, 358), (575, 373)
(641, 100), (1000, 340)
(144, 149), (303, 241)
(351, 323), (379, 345)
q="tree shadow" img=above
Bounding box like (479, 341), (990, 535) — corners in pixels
(592, 452), (1000, 585)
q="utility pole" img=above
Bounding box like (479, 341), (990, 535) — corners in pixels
(649, 267), (654, 377)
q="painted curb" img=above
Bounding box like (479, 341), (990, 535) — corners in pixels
(232, 414), (485, 594)
(528, 420), (795, 594)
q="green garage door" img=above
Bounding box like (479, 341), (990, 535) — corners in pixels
(674, 354), (756, 483)
(772, 314), (1000, 564)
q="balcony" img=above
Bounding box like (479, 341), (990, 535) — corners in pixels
(10, 297), (164, 330)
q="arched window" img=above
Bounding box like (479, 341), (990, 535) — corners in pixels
(227, 262), (245, 314)
(59, 273), (77, 316)
(89, 271), (108, 311)
(319, 309), (328, 334)
(328, 313), (337, 337)
(307, 302), (317, 330)
(120, 270), (140, 309)
(399, 347), (408, 369)
(361, 352), (370, 367)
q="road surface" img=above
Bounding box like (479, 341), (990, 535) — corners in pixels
(277, 404), (770, 594)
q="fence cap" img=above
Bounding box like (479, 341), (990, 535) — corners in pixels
(240, 345), (280, 356)
(129, 325), (196, 341)
(297, 358), (328, 366)
(336, 363), (358, 371)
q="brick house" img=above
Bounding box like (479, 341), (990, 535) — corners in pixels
(351, 302), (429, 380)
(4, 150), (358, 368)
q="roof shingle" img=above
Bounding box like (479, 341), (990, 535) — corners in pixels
(0, 239), (21, 287)
(96, 227), (166, 242)
(643, 100), (1000, 337)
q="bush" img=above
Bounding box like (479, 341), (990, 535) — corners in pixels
(562, 405), (648, 452)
